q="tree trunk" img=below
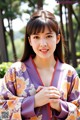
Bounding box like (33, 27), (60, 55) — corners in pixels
(67, 5), (77, 67)
(37, 0), (43, 10)
(9, 29), (17, 61)
(0, 9), (8, 63)
(8, 18), (17, 61)
(59, 4), (69, 63)
(59, 4), (64, 36)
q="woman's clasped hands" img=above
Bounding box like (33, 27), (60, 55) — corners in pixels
(35, 86), (61, 112)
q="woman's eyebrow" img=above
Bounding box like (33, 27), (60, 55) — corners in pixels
(32, 32), (54, 35)
(46, 32), (53, 34)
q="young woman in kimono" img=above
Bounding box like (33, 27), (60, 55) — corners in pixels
(0, 10), (80, 120)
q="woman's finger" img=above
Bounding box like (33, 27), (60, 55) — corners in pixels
(36, 86), (44, 93)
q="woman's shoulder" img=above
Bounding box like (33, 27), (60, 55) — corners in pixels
(8, 61), (27, 73)
(58, 61), (78, 77)
(58, 60), (77, 73)
(11, 61), (22, 68)
(63, 63), (75, 70)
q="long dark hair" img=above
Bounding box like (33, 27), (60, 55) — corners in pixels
(21, 10), (65, 63)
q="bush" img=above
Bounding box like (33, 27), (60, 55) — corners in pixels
(0, 62), (12, 78)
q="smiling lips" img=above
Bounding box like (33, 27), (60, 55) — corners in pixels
(39, 49), (49, 54)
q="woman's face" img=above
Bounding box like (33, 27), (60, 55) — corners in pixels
(29, 27), (60, 59)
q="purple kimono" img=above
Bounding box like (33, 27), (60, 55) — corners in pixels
(0, 57), (80, 120)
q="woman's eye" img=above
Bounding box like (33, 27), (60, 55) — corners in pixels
(33, 36), (40, 39)
(46, 35), (53, 38)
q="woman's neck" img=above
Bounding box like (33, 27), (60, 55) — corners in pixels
(33, 56), (56, 69)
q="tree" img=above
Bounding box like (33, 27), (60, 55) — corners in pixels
(0, 0), (22, 61)
(58, 3), (80, 67)
(21, 0), (44, 14)
(67, 4), (77, 67)
(0, 0), (45, 62)
(37, 0), (43, 9)
(0, 9), (8, 63)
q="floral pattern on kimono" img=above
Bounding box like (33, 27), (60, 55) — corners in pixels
(0, 57), (80, 120)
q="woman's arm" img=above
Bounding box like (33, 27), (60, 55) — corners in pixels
(51, 70), (80, 120)
(0, 62), (36, 119)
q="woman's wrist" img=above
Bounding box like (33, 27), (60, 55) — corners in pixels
(34, 94), (39, 108)
(50, 101), (61, 112)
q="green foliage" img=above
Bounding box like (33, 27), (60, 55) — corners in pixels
(76, 32), (80, 52)
(0, 62), (12, 78)
(76, 52), (80, 56)
(7, 37), (14, 61)
(14, 39), (24, 59)
(7, 37), (24, 61)
(76, 65), (80, 77)
(0, 0), (21, 19)
(21, 0), (45, 15)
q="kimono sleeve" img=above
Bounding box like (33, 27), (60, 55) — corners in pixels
(54, 69), (80, 120)
(0, 71), (23, 119)
(65, 74), (80, 120)
(0, 62), (36, 120)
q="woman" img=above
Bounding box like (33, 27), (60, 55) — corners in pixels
(0, 10), (80, 120)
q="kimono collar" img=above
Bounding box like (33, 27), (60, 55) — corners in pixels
(24, 57), (66, 71)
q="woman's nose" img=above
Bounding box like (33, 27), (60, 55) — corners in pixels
(40, 39), (47, 47)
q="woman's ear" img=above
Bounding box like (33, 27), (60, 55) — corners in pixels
(56, 34), (60, 44)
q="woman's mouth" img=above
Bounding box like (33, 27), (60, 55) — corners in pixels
(39, 49), (49, 54)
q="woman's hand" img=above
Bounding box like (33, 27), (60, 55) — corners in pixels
(49, 98), (61, 112)
(34, 86), (50, 107)
(48, 86), (61, 112)
(34, 86), (61, 111)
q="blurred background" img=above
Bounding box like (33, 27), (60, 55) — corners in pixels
(0, 0), (80, 77)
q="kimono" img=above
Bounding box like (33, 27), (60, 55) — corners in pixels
(0, 57), (80, 120)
